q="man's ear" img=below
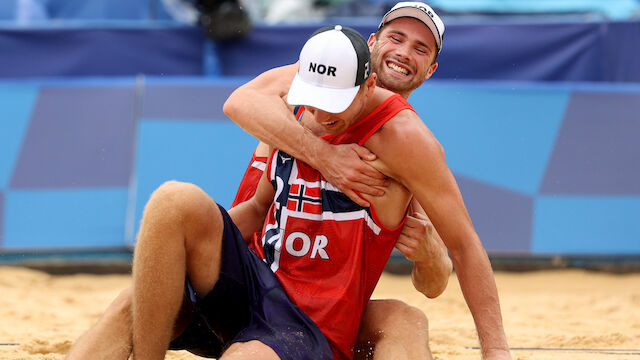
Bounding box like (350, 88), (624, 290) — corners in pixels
(366, 73), (377, 95)
(367, 33), (376, 50)
(425, 62), (438, 80)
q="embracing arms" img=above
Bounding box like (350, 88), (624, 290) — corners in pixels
(223, 64), (451, 299)
(223, 64), (388, 207)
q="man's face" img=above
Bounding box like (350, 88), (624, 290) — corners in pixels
(369, 17), (439, 98)
(306, 86), (369, 135)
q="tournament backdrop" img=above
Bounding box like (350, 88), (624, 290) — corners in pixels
(0, 78), (638, 255)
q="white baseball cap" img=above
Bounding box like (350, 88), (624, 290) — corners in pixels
(287, 25), (371, 114)
(378, 2), (445, 54)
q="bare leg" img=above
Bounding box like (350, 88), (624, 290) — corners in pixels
(66, 286), (195, 360)
(66, 287), (133, 360)
(131, 181), (225, 360)
(355, 299), (432, 360)
(220, 340), (281, 360)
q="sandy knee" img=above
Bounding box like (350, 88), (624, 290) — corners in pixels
(360, 299), (429, 340)
(221, 340), (280, 360)
(97, 287), (132, 322)
(146, 181), (226, 296)
(147, 181), (215, 217)
(142, 181), (221, 237)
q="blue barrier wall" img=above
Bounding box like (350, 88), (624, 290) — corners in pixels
(216, 21), (640, 83)
(0, 78), (638, 255)
(1, 21), (640, 82)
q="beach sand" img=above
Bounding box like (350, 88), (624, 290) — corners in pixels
(0, 266), (638, 359)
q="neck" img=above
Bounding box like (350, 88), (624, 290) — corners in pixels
(376, 81), (411, 100)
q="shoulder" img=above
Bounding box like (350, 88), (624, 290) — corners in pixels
(375, 108), (444, 157)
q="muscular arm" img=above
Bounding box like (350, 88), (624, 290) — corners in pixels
(223, 64), (388, 206)
(369, 112), (510, 359)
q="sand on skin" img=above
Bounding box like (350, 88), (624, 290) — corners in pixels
(0, 266), (639, 360)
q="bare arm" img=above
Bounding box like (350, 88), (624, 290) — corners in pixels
(396, 198), (452, 298)
(371, 112), (511, 359)
(223, 64), (388, 206)
(228, 166), (274, 242)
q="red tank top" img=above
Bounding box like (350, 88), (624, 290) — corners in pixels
(231, 151), (268, 208)
(253, 94), (414, 359)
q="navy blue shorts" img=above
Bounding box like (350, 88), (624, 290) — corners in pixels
(169, 204), (332, 360)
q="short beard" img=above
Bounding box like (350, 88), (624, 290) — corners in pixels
(371, 47), (426, 96)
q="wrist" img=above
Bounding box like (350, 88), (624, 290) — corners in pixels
(301, 132), (328, 168)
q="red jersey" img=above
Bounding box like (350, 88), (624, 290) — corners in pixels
(253, 94), (414, 359)
(231, 151), (268, 208)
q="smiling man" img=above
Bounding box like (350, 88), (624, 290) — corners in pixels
(370, 3), (441, 98)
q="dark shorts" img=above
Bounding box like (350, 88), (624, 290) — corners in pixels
(169, 204), (333, 360)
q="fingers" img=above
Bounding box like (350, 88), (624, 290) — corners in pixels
(402, 214), (421, 228)
(349, 145), (386, 181)
(402, 214), (429, 231)
(345, 165), (388, 187)
(348, 164), (388, 190)
(394, 242), (411, 260)
(350, 183), (385, 197)
(318, 143), (390, 201)
(395, 237), (419, 262)
(359, 164), (388, 182)
(343, 189), (371, 207)
(351, 143), (377, 161)
(396, 213), (437, 262)
(412, 211), (431, 221)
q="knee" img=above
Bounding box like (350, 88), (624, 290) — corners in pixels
(145, 181), (216, 226)
(361, 300), (429, 339)
(105, 286), (133, 322)
(396, 302), (429, 335)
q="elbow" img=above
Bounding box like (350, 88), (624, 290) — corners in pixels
(423, 268), (451, 299)
(413, 255), (453, 299)
(418, 281), (445, 299)
(426, 257), (453, 298)
(223, 90), (242, 121)
(424, 289), (442, 300)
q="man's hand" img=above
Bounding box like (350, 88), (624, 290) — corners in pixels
(396, 206), (452, 298)
(314, 143), (388, 207)
(396, 211), (439, 262)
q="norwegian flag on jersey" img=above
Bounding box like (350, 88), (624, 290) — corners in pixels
(286, 184), (322, 214)
(269, 150), (367, 220)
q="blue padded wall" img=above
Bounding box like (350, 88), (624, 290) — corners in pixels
(0, 85), (37, 188)
(0, 78), (638, 255)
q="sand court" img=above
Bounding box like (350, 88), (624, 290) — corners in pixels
(0, 266), (639, 360)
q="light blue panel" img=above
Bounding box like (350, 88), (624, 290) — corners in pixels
(410, 84), (569, 195)
(0, 85), (38, 188)
(131, 120), (258, 241)
(425, 0), (639, 19)
(533, 196), (640, 254)
(4, 188), (128, 249)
